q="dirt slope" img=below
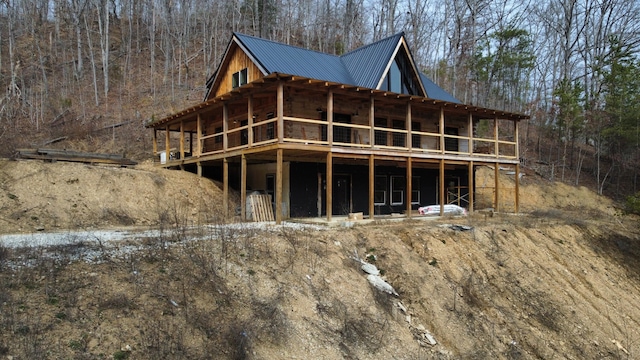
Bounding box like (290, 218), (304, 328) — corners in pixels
(0, 159), (227, 234)
(0, 159), (639, 359)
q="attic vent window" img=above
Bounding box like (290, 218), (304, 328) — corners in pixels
(232, 68), (248, 88)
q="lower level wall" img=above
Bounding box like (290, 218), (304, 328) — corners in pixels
(288, 162), (470, 217)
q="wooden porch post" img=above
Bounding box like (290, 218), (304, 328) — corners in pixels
(406, 157), (412, 218)
(223, 102), (229, 151)
(439, 159), (445, 216)
(327, 90), (334, 146)
(277, 81), (284, 143)
(468, 112), (473, 155)
(515, 120), (520, 213)
(439, 107), (445, 153)
(197, 162), (202, 177)
(276, 149), (283, 224)
(369, 155), (375, 219)
(468, 161), (474, 213)
(369, 95), (375, 148)
(494, 164), (500, 212)
(406, 102), (412, 150)
(196, 113), (202, 156)
(165, 125), (170, 163)
(152, 129), (157, 156)
(494, 116), (499, 157)
(179, 121), (185, 169)
(248, 95), (254, 147)
(179, 121), (185, 158)
(223, 158), (229, 218)
(241, 154), (247, 220)
(326, 152), (333, 222)
(515, 163), (520, 213)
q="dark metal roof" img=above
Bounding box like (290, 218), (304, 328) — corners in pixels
(340, 33), (404, 89)
(420, 73), (461, 103)
(232, 32), (460, 103)
(235, 33), (355, 84)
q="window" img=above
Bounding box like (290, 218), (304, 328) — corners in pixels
(380, 55), (418, 95)
(411, 176), (420, 204)
(374, 117), (387, 146)
(391, 176), (405, 205)
(374, 175), (387, 205)
(232, 68), (248, 88)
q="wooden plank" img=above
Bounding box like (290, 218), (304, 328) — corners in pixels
(241, 154), (247, 221)
(515, 163), (520, 213)
(406, 156), (412, 218)
(439, 159), (445, 216)
(326, 152), (333, 222)
(223, 158), (229, 218)
(276, 148), (283, 224)
(494, 164), (500, 212)
(468, 161), (474, 213)
(369, 154), (375, 219)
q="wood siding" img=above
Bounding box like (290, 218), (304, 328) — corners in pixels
(210, 45), (264, 99)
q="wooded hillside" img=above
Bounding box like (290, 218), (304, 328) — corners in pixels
(1, 0), (639, 200)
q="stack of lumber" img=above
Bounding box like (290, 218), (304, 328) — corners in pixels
(16, 148), (137, 166)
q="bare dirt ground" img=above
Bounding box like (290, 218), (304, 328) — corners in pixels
(0, 159), (639, 359)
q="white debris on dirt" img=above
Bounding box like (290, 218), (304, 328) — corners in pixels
(361, 262), (380, 276)
(367, 274), (399, 296)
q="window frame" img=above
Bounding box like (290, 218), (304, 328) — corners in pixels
(390, 175), (405, 205)
(232, 68), (248, 88)
(374, 175), (387, 205)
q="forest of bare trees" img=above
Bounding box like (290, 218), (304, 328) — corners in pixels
(1, 0), (639, 199)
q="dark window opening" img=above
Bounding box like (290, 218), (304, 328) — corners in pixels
(374, 175), (387, 205)
(232, 68), (248, 88)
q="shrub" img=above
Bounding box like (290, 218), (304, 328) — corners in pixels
(625, 191), (640, 216)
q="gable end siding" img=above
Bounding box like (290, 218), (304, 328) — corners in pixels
(210, 46), (264, 99)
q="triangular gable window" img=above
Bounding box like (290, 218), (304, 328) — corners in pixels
(381, 52), (420, 95)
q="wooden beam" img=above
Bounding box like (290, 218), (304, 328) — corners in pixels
(179, 121), (185, 167)
(439, 107), (445, 154)
(406, 102), (412, 151)
(468, 112), (473, 155)
(197, 161), (202, 177)
(494, 116), (499, 158)
(326, 152), (333, 222)
(241, 154), (247, 221)
(439, 159), (445, 216)
(514, 119), (519, 160)
(327, 90), (334, 146)
(276, 148), (283, 224)
(406, 156), (412, 218)
(152, 129), (157, 155)
(369, 154), (375, 219)
(277, 81), (284, 143)
(317, 172), (322, 217)
(515, 163), (520, 213)
(223, 158), (229, 218)
(248, 95), (254, 147)
(165, 125), (170, 163)
(223, 102), (229, 151)
(369, 95), (375, 149)
(468, 161), (474, 213)
(196, 113), (202, 156)
(494, 164), (500, 212)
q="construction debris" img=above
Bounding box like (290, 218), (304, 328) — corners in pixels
(17, 148), (137, 166)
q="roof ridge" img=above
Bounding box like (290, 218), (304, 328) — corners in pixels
(340, 31), (404, 58)
(234, 32), (342, 59)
